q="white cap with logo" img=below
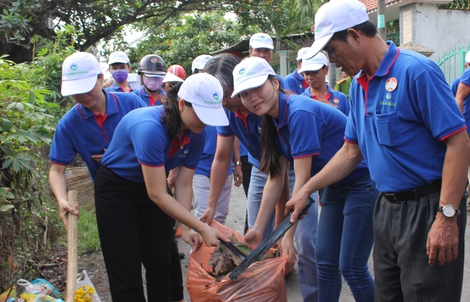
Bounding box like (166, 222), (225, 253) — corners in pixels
(178, 73), (229, 126)
(61, 52), (102, 97)
(299, 52), (329, 73)
(191, 55), (213, 73)
(306, 0), (369, 59)
(250, 33), (274, 50)
(108, 51), (130, 65)
(231, 57), (276, 98)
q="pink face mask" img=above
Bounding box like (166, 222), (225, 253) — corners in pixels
(143, 77), (163, 91)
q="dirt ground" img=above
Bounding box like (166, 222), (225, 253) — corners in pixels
(47, 185), (470, 302)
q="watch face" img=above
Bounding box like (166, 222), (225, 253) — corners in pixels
(443, 205), (455, 217)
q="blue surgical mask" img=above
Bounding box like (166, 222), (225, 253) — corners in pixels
(143, 77), (163, 91)
(111, 70), (129, 83)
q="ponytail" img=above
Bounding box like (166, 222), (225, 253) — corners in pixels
(163, 82), (187, 140)
(260, 108), (281, 178)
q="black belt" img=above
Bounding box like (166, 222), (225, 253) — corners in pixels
(382, 179), (442, 203)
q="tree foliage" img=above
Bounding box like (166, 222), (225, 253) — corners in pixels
(104, 11), (260, 74)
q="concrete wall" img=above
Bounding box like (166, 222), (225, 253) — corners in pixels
(400, 3), (470, 62)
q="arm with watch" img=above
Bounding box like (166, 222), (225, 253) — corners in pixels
(233, 137), (243, 188)
(426, 130), (470, 267)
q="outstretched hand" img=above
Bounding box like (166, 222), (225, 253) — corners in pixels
(244, 228), (263, 246)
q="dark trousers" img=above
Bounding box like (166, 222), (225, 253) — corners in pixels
(373, 190), (467, 302)
(94, 166), (182, 302)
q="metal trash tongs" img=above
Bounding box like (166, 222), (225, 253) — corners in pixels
(229, 197), (315, 281)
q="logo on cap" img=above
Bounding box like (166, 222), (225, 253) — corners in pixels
(239, 68), (246, 75)
(71, 63), (78, 71)
(151, 57), (158, 63)
(213, 93), (219, 101)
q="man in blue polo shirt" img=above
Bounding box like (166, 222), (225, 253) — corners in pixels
(49, 51), (146, 228)
(286, 0), (469, 301)
(249, 32), (284, 87)
(105, 51), (134, 93)
(284, 47), (310, 94)
(300, 52), (349, 115)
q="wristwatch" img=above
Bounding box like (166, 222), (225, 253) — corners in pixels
(437, 204), (461, 218)
(234, 160), (242, 167)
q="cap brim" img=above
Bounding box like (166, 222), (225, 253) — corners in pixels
(305, 34), (333, 60)
(298, 63), (325, 73)
(250, 43), (274, 50)
(231, 74), (269, 98)
(143, 72), (166, 78)
(192, 104), (229, 126)
(108, 60), (129, 65)
(163, 72), (184, 84)
(61, 76), (97, 96)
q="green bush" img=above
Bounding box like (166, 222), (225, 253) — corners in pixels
(0, 32), (77, 290)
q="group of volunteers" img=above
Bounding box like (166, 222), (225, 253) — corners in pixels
(48, 0), (469, 301)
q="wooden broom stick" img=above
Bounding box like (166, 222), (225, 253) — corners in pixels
(66, 190), (78, 302)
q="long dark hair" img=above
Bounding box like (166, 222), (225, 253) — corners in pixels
(203, 54), (241, 95)
(259, 75), (282, 178)
(162, 82), (192, 140)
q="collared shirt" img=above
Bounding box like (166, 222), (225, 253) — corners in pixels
(302, 84), (350, 115)
(102, 106), (205, 182)
(284, 69), (308, 95)
(345, 41), (466, 192)
(274, 93), (368, 185)
(49, 91), (147, 181)
(133, 86), (166, 106)
(217, 109), (263, 168)
(105, 83), (134, 93)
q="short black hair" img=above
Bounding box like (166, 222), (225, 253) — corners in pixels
(331, 21), (377, 42)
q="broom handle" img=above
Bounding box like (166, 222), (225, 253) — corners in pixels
(66, 190), (78, 302)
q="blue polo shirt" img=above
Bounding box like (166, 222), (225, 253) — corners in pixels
(105, 83), (134, 93)
(283, 69), (308, 95)
(344, 41), (466, 192)
(133, 86), (166, 107)
(274, 93), (369, 185)
(49, 91), (147, 181)
(217, 109), (263, 168)
(302, 85), (350, 116)
(101, 106), (205, 182)
(195, 126), (233, 177)
(454, 68), (470, 131)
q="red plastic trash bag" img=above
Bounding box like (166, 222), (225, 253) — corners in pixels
(186, 221), (288, 302)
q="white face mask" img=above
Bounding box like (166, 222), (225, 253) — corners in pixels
(143, 77), (163, 91)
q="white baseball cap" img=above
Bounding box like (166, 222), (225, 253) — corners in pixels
(296, 47), (311, 61)
(162, 71), (184, 84)
(191, 55), (213, 73)
(178, 73), (229, 126)
(298, 52), (329, 73)
(108, 51), (130, 65)
(466, 51), (470, 63)
(231, 57), (276, 98)
(306, 0), (369, 59)
(61, 52), (102, 96)
(249, 33), (274, 50)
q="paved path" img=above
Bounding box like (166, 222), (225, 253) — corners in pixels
(178, 185), (470, 302)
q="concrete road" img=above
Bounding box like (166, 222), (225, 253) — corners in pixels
(178, 185), (470, 302)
